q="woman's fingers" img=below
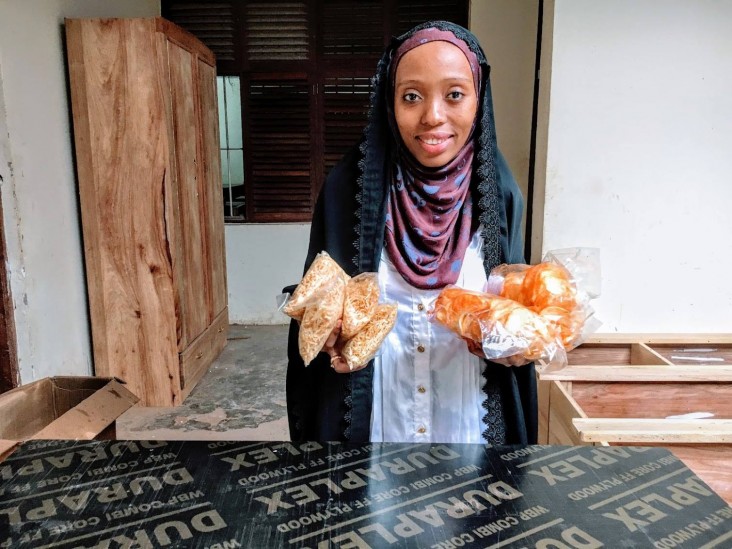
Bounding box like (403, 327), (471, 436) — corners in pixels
(492, 354), (530, 367)
(324, 319), (342, 351)
(464, 338), (486, 358)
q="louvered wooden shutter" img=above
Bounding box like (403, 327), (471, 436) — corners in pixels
(245, 2), (309, 61)
(246, 78), (313, 220)
(321, 0), (385, 58)
(322, 75), (372, 175)
(395, 0), (469, 35)
(164, 2), (237, 67)
(162, 0), (469, 222)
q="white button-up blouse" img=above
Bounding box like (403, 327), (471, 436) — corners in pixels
(370, 228), (489, 443)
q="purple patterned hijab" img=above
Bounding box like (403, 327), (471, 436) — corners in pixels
(384, 28), (482, 290)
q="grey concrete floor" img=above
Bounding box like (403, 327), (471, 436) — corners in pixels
(117, 324), (291, 441)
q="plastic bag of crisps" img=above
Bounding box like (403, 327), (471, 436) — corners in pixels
(281, 252), (348, 321)
(298, 275), (346, 366)
(342, 303), (398, 370)
(432, 286), (565, 365)
(280, 252), (348, 365)
(484, 248), (601, 351)
(280, 253), (397, 368)
(341, 273), (380, 340)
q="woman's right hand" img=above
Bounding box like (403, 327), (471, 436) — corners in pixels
(322, 320), (364, 374)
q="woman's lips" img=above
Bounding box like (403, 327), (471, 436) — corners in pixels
(416, 134), (452, 156)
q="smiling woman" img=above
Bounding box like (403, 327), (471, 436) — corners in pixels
(286, 21), (535, 446)
(393, 40), (479, 168)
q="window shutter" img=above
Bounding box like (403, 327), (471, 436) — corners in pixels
(163, 1), (237, 62)
(245, 2), (309, 61)
(395, 0), (469, 35)
(163, 0), (470, 222)
(321, 0), (385, 59)
(246, 79), (313, 220)
(322, 76), (372, 175)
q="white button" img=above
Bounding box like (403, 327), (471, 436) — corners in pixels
(417, 303), (425, 311)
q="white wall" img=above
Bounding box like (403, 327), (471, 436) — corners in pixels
(0, 0), (159, 383)
(226, 224), (310, 324)
(541, 0), (732, 332)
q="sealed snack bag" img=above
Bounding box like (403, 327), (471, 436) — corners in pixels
(298, 276), (346, 366)
(282, 252), (348, 321)
(342, 303), (398, 370)
(432, 286), (564, 364)
(485, 247), (601, 350)
(341, 273), (380, 340)
(280, 252), (397, 368)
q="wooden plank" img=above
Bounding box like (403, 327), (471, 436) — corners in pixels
(670, 445), (732, 506)
(648, 343), (732, 366)
(540, 364), (732, 382)
(536, 368), (550, 444)
(631, 343), (671, 365)
(567, 343), (634, 365)
(571, 382), (732, 419)
(179, 307), (228, 400)
(156, 17), (216, 66)
(547, 381), (586, 445)
(586, 333), (732, 344)
(574, 418), (732, 443)
(156, 32), (186, 350)
(67, 18), (181, 406)
(167, 38), (209, 349)
(66, 18), (110, 377)
(197, 58), (228, 321)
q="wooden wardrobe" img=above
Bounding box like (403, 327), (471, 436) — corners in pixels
(66, 18), (228, 406)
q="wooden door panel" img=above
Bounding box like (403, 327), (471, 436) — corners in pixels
(197, 59), (228, 319)
(167, 39), (208, 347)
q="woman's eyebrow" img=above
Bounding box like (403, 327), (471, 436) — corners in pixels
(396, 76), (472, 87)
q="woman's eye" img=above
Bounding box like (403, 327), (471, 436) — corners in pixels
(403, 92), (420, 102)
(448, 91), (465, 100)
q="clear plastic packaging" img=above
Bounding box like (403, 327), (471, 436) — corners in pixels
(279, 253), (397, 368)
(343, 303), (398, 370)
(342, 273), (380, 340)
(432, 286), (566, 366)
(280, 252), (348, 321)
(484, 247), (601, 351)
(298, 276), (346, 366)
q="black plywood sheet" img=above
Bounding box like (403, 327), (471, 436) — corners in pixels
(0, 440), (730, 547)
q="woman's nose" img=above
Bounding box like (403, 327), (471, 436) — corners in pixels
(421, 98), (446, 126)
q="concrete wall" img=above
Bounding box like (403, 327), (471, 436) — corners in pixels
(539, 0), (732, 332)
(470, 0), (539, 235)
(0, 0), (159, 383)
(226, 224), (310, 324)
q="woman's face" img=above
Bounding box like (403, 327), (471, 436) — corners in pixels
(394, 41), (478, 168)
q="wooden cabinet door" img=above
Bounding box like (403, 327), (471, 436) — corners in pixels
(197, 59), (228, 320)
(165, 38), (209, 350)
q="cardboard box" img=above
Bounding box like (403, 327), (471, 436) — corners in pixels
(0, 376), (138, 461)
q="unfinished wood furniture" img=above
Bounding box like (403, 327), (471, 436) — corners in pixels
(66, 18), (228, 406)
(538, 334), (732, 504)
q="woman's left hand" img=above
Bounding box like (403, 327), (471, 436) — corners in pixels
(464, 338), (530, 367)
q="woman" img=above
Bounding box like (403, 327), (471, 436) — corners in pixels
(286, 21), (536, 445)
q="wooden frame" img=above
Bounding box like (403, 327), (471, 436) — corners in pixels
(538, 334), (732, 504)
